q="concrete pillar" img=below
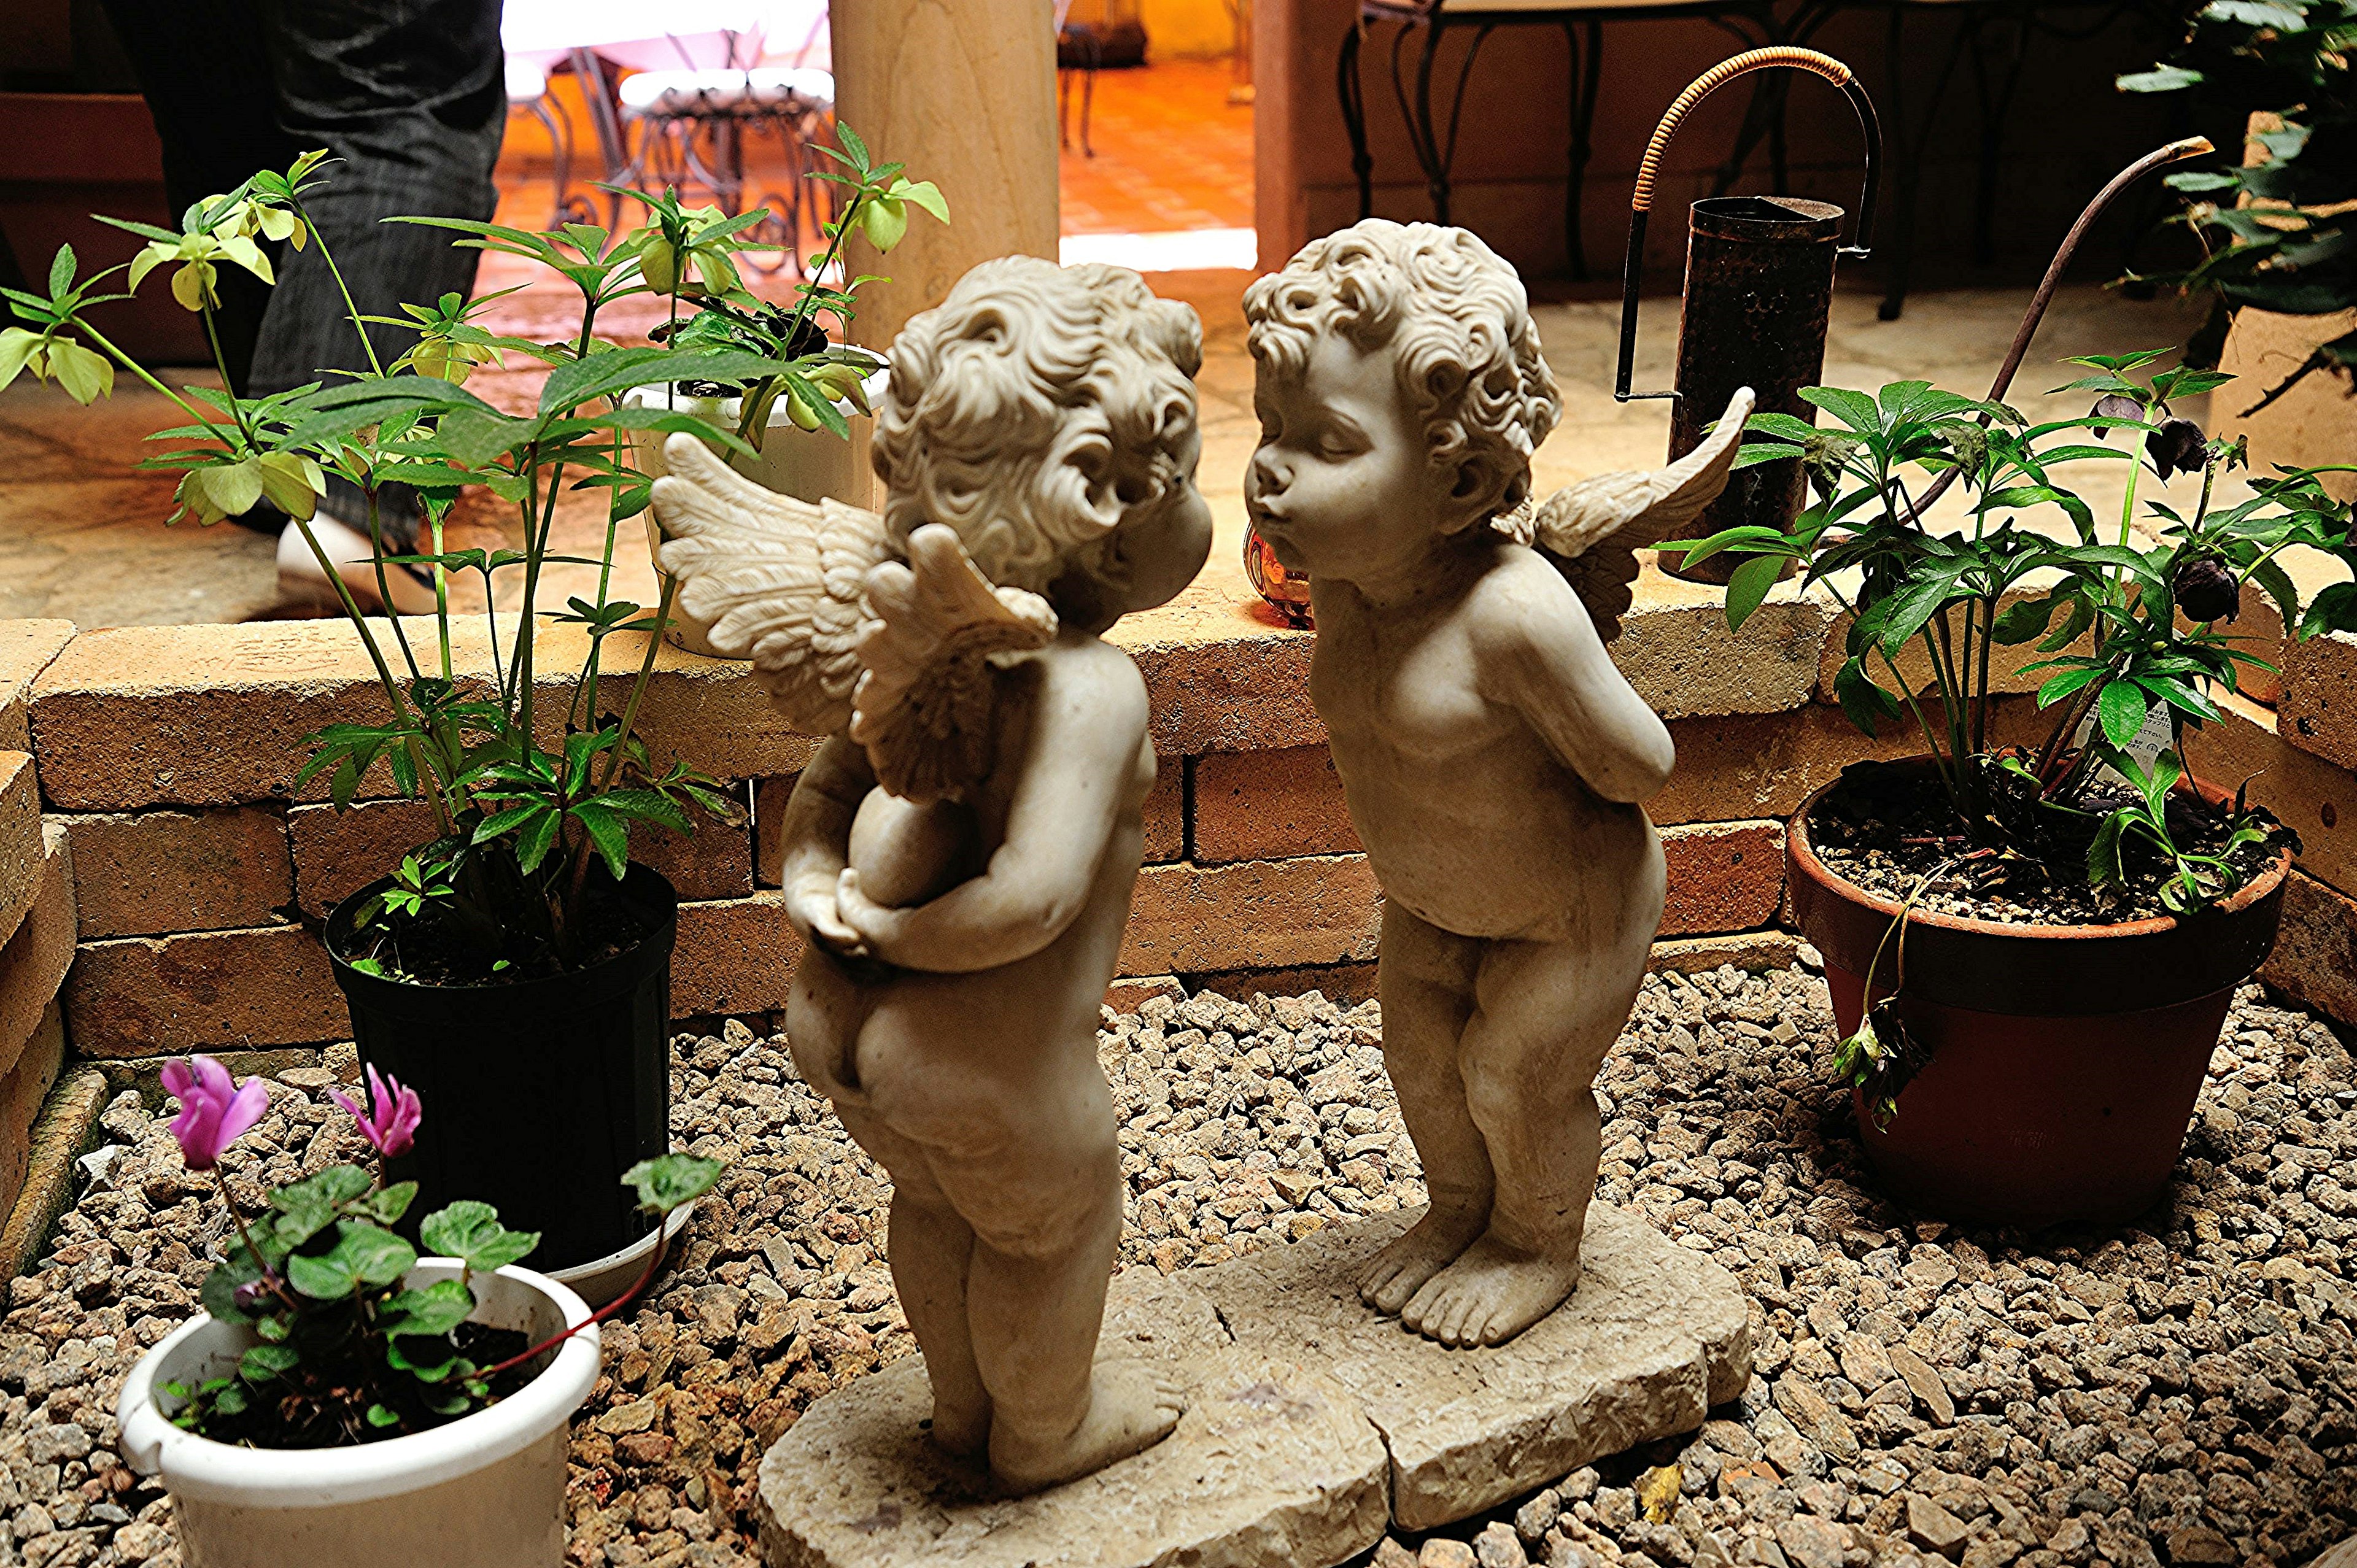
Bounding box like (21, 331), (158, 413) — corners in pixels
(830, 0), (1060, 353)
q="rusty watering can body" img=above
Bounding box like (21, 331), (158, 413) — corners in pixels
(1616, 50), (1882, 584)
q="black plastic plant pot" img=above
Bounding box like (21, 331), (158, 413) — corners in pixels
(323, 863), (678, 1272)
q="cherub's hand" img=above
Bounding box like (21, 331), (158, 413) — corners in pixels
(833, 868), (910, 965)
(786, 870), (870, 961)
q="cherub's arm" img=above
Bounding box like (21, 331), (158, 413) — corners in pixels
(776, 735), (875, 957)
(1479, 568), (1675, 803)
(835, 649), (1148, 973)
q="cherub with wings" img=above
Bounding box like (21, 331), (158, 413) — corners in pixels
(650, 256), (1212, 1491)
(1242, 219), (1750, 1348)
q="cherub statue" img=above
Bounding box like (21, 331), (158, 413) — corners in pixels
(649, 256), (1213, 1491)
(1242, 219), (1750, 1348)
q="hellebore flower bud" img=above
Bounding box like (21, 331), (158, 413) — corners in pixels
(161, 1056), (269, 1171)
(2146, 417), (2208, 482)
(2172, 555), (2239, 624)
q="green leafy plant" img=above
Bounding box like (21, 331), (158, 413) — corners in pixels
(2, 133), (942, 983)
(1674, 351), (2354, 914)
(2119, 0), (2356, 398)
(155, 1055), (722, 1446)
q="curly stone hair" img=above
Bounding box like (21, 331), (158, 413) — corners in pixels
(1244, 218), (1562, 525)
(873, 255), (1205, 606)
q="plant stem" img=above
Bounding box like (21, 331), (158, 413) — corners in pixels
(290, 201), (387, 379)
(198, 306), (258, 447)
(363, 485), (422, 683)
(473, 1216), (673, 1383)
(597, 575), (675, 794)
(431, 510), (453, 681)
(215, 1171), (301, 1316)
(509, 295), (602, 741)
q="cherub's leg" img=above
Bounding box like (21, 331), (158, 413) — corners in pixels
(887, 1186), (989, 1457)
(953, 1076), (1183, 1493)
(1399, 926), (1647, 1348)
(1357, 902), (1491, 1316)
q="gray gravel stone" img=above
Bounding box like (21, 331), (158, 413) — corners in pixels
(4, 973), (2355, 1568)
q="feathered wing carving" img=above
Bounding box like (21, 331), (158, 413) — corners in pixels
(851, 524), (1058, 803)
(1508, 387), (1759, 642)
(650, 433), (894, 733)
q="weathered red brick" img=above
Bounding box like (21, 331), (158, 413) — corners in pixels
(1123, 855), (1383, 976)
(2185, 694), (2357, 900)
(0, 620), (73, 754)
(66, 924), (347, 1055)
(0, 827), (74, 1076)
(0, 1002), (66, 1221)
(288, 799), (438, 919)
(0, 753), (37, 945)
(60, 807), (293, 938)
(1142, 760), (1184, 865)
(2278, 631), (2357, 771)
(673, 890), (804, 1017)
(2261, 870), (2357, 1029)
(1192, 745), (1360, 864)
(1659, 819), (1785, 937)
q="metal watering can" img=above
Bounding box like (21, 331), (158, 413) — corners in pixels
(1614, 48), (1883, 584)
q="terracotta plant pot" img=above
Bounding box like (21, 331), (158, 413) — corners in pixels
(1787, 763), (2292, 1228)
(115, 1261), (600, 1568)
(621, 375), (881, 656)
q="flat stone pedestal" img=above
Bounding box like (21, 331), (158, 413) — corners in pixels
(756, 1205), (1751, 1568)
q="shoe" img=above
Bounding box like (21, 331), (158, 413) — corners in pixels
(276, 514), (440, 616)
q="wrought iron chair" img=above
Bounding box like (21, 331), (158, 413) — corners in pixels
(1337, 0), (1782, 279)
(1056, 0), (1103, 157)
(1709, 0), (2143, 317)
(616, 37), (838, 277)
(505, 55), (597, 230)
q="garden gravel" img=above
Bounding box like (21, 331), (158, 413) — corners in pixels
(4, 962), (2356, 1568)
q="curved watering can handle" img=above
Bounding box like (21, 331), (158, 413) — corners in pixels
(1614, 47), (1883, 403)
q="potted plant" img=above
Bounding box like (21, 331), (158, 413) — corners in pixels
(115, 1056), (720, 1568)
(1675, 354), (2356, 1226)
(612, 155), (939, 653)
(0, 131), (936, 1270)
(2121, 0), (2355, 501)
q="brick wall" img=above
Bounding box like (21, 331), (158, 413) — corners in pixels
(7, 567), (2357, 1111)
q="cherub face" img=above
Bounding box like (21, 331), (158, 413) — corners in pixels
(1247, 330), (1453, 590)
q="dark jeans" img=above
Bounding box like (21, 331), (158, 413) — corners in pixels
(100, 0), (508, 535)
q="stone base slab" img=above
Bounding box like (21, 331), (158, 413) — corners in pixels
(756, 1206), (1752, 1568)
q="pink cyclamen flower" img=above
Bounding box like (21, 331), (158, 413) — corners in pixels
(330, 1064), (422, 1160)
(160, 1056), (269, 1172)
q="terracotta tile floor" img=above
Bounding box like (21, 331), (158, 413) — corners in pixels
(0, 64), (2228, 629)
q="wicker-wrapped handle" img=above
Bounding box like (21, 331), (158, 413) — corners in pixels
(1616, 48), (1882, 403)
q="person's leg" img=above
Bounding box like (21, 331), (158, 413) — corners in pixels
(94, 0), (298, 388)
(1398, 924), (1651, 1348)
(249, 0), (505, 396)
(1356, 900), (1492, 1315)
(250, 0), (506, 602)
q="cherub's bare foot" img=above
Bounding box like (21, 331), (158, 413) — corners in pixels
(1400, 1232), (1583, 1348)
(989, 1361), (1186, 1493)
(928, 1393), (991, 1460)
(1357, 1204), (1487, 1316)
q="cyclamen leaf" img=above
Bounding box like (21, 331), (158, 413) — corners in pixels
(420, 1200), (541, 1272)
(239, 1343), (299, 1383)
(381, 1278), (477, 1340)
(623, 1152), (725, 1214)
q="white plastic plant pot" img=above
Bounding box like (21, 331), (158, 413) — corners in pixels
(622, 373), (884, 657)
(116, 1261), (600, 1568)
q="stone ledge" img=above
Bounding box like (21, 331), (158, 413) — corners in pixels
(18, 570), (1830, 810)
(2279, 630), (2357, 772)
(0, 753), (39, 946)
(0, 620), (73, 754)
(2261, 871), (2357, 1026)
(755, 1205), (1749, 1567)
(0, 827), (74, 1081)
(0, 1065), (106, 1283)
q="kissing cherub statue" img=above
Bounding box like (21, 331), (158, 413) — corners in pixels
(650, 256), (1213, 1491)
(1242, 219), (1750, 1348)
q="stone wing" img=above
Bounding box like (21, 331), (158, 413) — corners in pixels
(1518, 387), (1757, 641)
(850, 523), (1059, 803)
(650, 433), (894, 734)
